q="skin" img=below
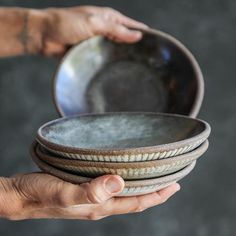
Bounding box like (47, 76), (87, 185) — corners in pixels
(0, 6), (181, 220)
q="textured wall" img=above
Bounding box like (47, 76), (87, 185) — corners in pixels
(0, 0), (235, 235)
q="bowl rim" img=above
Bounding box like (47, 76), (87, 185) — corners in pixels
(30, 141), (196, 187)
(36, 140), (208, 168)
(52, 28), (204, 118)
(36, 112), (211, 155)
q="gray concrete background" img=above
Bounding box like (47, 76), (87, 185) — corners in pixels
(0, 0), (235, 235)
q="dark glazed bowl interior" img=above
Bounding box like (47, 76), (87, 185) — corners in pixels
(53, 29), (204, 117)
(37, 113), (210, 152)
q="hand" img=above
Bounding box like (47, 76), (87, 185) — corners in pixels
(41, 6), (149, 56)
(0, 173), (180, 220)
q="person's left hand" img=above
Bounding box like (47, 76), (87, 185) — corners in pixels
(39, 6), (148, 56)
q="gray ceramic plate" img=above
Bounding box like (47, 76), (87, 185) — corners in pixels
(36, 113), (210, 161)
(30, 143), (196, 196)
(53, 28), (204, 118)
(35, 140), (208, 180)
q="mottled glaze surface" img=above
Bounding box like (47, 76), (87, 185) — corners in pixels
(35, 140), (208, 179)
(53, 29), (204, 118)
(30, 143), (196, 196)
(37, 113), (210, 156)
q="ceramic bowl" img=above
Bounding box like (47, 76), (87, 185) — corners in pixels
(35, 140), (208, 180)
(36, 113), (210, 162)
(30, 143), (196, 196)
(53, 28), (204, 118)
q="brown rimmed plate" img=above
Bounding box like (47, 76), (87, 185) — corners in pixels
(53, 28), (204, 118)
(30, 143), (196, 196)
(35, 140), (208, 180)
(36, 112), (210, 161)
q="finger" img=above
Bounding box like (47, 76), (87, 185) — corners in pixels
(107, 36), (125, 44)
(111, 13), (148, 30)
(71, 6), (148, 29)
(94, 19), (143, 43)
(42, 40), (67, 57)
(79, 175), (124, 204)
(52, 175), (124, 207)
(156, 183), (181, 201)
(98, 7), (148, 29)
(69, 6), (101, 14)
(97, 183), (181, 216)
(109, 28), (142, 43)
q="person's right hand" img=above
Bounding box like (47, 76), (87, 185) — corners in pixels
(40, 6), (149, 56)
(0, 173), (180, 220)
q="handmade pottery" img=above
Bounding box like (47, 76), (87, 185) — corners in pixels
(36, 113), (210, 162)
(53, 28), (204, 118)
(35, 140), (208, 179)
(30, 143), (196, 196)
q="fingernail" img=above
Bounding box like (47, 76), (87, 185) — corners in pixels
(141, 23), (149, 28)
(105, 176), (123, 194)
(175, 183), (181, 191)
(133, 31), (142, 38)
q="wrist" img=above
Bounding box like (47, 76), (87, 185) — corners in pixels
(0, 177), (13, 219)
(24, 9), (48, 54)
(0, 177), (24, 220)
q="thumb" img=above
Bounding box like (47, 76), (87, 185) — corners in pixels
(12, 173), (124, 209)
(80, 175), (125, 204)
(51, 175), (125, 207)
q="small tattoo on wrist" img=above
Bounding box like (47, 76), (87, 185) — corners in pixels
(18, 11), (29, 54)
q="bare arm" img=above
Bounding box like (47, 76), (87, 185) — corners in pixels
(0, 6), (148, 57)
(0, 8), (46, 56)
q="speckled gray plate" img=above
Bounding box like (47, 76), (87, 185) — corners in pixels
(30, 143), (196, 196)
(35, 140), (208, 180)
(53, 28), (204, 118)
(36, 113), (210, 162)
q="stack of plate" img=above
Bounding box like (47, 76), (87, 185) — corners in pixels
(31, 28), (211, 196)
(31, 113), (210, 196)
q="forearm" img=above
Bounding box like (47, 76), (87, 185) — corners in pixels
(0, 7), (47, 57)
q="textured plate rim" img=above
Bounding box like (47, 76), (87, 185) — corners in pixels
(36, 112), (211, 155)
(35, 140), (208, 168)
(30, 141), (196, 188)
